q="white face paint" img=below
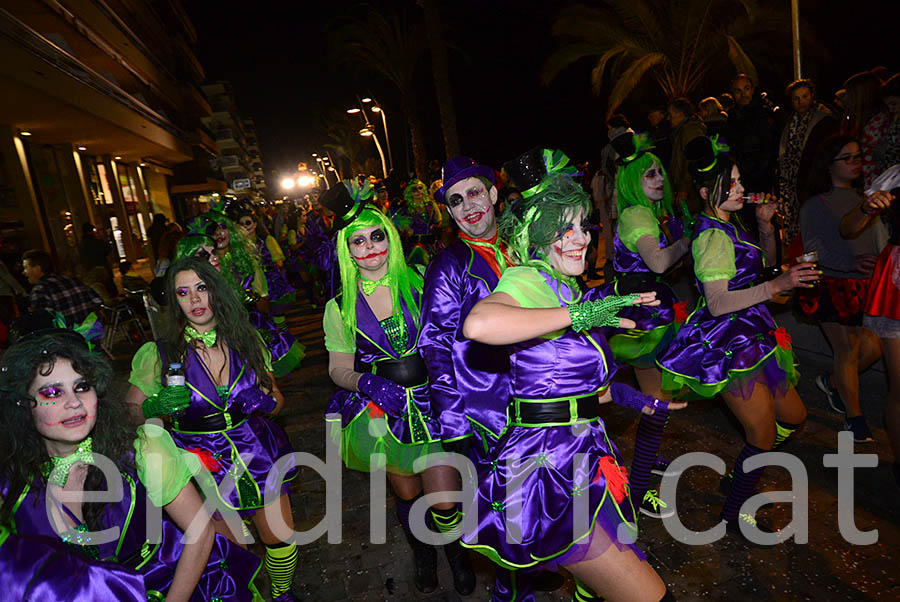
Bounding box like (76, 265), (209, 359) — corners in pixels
(30, 359), (98, 456)
(547, 208), (591, 276)
(348, 225), (389, 278)
(641, 161), (666, 202)
(445, 177), (498, 239)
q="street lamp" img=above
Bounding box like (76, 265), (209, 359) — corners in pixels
(281, 177), (296, 190)
(347, 97), (388, 178)
(368, 104), (393, 172)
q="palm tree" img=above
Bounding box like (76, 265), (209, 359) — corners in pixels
(330, 4), (429, 181)
(542, 0), (812, 117)
(321, 109), (369, 178)
(418, 0), (460, 159)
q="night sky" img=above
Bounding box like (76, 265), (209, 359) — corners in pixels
(187, 0), (899, 182)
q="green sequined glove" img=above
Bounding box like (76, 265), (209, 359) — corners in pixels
(142, 385), (191, 419)
(568, 294), (640, 331)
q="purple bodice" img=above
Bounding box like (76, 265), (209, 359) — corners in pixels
(693, 213), (763, 289)
(613, 214), (684, 274)
(352, 290), (422, 369)
(169, 346), (297, 512)
(509, 272), (616, 399)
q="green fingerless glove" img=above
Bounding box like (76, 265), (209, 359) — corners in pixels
(568, 294), (640, 331)
(680, 200), (695, 239)
(142, 385), (191, 419)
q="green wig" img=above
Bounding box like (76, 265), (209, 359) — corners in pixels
(499, 173), (592, 298)
(193, 211), (261, 281)
(175, 233), (216, 260)
(616, 148), (674, 219)
(335, 206), (422, 340)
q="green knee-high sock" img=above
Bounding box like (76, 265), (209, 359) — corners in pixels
(773, 420), (801, 450)
(273, 314), (287, 327)
(573, 578), (605, 602)
(265, 542), (298, 597)
(429, 506), (463, 539)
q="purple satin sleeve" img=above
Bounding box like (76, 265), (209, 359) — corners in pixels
(0, 531), (146, 601)
(419, 253), (471, 440)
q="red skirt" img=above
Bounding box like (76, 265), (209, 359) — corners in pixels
(797, 276), (870, 325)
(864, 244), (900, 320)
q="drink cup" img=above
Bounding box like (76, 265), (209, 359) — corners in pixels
(795, 251), (820, 288)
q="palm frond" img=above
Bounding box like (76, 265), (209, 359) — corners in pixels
(606, 52), (666, 117)
(723, 34), (758, 85)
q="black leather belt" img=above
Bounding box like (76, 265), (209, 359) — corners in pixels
(615, 272), (660, 294)
(361, 353), (428, 388)
(173, 408), (247, 433)
(510, 392), (603, 427)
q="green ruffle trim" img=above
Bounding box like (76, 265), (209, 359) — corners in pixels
(328, 406), (444, 476)
(272, 341), (305, 378)
(660, 345), (799, 400)
(608, 322), (678, 369)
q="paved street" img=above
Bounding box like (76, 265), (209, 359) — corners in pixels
(113, 294), (900, 602)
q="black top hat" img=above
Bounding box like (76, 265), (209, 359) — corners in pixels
(319, 182), (366, 231)
(503, 147), (546, 195)
(609, 132), (640, 165)
(8, 311), (87, 347)
(684, 136), (722, 177)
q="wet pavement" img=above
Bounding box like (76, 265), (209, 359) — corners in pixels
(112, 292), (900, 602)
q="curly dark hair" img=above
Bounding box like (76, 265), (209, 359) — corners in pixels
(161, 257), (273, 393)
(0, 334), (136, 531)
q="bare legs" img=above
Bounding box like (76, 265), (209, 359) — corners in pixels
(820, 323), (882, 417)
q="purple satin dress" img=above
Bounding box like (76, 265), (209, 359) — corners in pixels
(0, 528), (146, 601)
(325, 291), (442, 475)
(656, 214), (799, 398)
(609, 214), (684, 368)
(461, 269), (641, 571)
(171, 346), (298, 516)
(254, 237), (297, 313)
(419, 239), (512, 448)
(2, 462), (260, 601)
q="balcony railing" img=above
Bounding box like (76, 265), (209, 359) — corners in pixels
(0, 8), (190, 143)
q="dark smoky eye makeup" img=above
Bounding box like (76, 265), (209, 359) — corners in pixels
(196, 248), (211, 260)
(447, 193), (463, 208)
(370, 229), (386, 242)
(351, 236), (365, 246)
(74, 380), (92, 393)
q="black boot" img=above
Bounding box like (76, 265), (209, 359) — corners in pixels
(444, 538), (476, 595)
(402, 528), (438, 593)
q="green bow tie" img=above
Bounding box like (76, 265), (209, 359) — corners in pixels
(185, 326), (217, 346)
(42, 437), (94, 487)
(360, 273), (391, 296)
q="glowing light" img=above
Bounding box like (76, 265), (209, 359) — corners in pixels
(297, 175), (315, 187)
(281, 177), (296, 189)
(77, 146), (87, 151)
(114, 156), (122, 160)
(371, 106), (381, 113)
(20, 131), (32, 136)
(359, 128), (373, 137)
(347, 108), (361, 114)
(361, 97), (372, 103)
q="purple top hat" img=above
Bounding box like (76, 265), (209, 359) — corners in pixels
(435, 157), (495, 204)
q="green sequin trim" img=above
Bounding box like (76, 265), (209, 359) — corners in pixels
(379, 316), (408, 355)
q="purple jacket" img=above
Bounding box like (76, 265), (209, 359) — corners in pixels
(419, 239), (511, 442)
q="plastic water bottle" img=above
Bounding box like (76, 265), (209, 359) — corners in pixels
(166, 362), (186, 387)
(166, 362), (187, 417)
